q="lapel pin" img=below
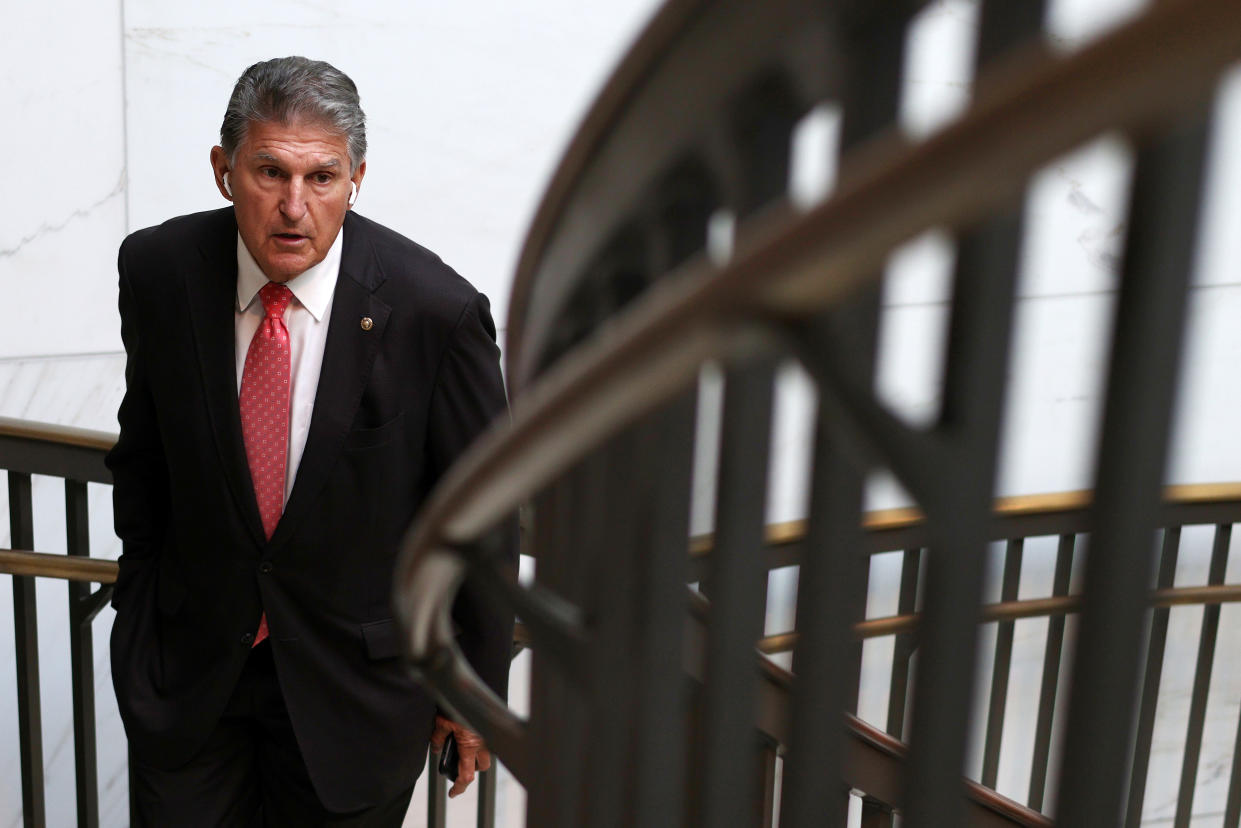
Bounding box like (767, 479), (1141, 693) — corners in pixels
(360, 316), (374, 331)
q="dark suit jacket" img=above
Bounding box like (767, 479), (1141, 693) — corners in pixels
(106, 207), (515, 812)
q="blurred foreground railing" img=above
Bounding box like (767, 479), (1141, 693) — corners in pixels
(393, 0), (1241, 825)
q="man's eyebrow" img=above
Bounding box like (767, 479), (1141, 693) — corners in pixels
(251, 152), (340, 168)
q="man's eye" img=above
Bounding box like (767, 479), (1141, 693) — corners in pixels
(261, 168), (280, 179)
(313, 173), (333, 185)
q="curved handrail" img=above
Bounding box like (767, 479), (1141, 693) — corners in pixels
(397, 0), (1241, 575)
(393, 0), (1241, 815)
(503, 0), (709, 389)
(503, 0), (1240, 393)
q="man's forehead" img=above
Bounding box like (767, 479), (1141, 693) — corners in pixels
(242, 119), (350, 163)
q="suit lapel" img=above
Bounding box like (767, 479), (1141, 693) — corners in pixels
(269, 214), (391, 551)
(184, 209), (267, 547)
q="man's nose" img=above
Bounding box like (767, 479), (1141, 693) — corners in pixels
(279, 179), (309, 222)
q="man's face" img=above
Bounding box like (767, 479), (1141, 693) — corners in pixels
(209, 118), (366, 282)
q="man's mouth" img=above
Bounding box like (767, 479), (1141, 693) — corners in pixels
(273, 233), (309, 245)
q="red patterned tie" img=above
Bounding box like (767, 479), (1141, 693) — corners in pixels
(239, 282), (293, 646)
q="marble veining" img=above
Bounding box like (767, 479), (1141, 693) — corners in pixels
(0, 172), (126, 262)
(0, 354), (127, 431)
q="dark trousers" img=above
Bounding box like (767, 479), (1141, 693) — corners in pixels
(129, 641), (415, 827)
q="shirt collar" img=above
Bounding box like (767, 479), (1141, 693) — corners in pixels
(236, 228), (344, 322)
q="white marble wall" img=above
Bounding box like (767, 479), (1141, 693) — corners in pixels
(1, 2), (127, 360)
(2, 2), (660, 826)
(4, 0), (1241, 826)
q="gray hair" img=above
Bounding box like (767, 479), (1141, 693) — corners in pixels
(220, 56), (367, 172)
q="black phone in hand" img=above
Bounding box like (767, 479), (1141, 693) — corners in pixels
(438, 732), (459, 782)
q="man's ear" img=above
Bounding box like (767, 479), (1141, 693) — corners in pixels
(348, 160), (367, 209)
(209, 146), (232, 201)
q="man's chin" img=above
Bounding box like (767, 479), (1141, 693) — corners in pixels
(258, 252), (315, 282)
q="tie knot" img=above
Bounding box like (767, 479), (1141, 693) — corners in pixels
(258, 283), (293, 319)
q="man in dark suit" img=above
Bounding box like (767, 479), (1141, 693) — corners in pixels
(106, 56), (514, 825)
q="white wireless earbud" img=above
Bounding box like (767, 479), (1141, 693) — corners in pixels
(347, 182), (358, 207)
(222, 172), (233, 198)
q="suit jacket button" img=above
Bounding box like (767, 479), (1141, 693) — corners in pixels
(241, 632), (254, 645)
(360, 316), (374, 331)
(259, 561), (274, 574)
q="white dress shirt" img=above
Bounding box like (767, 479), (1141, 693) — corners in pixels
(235, 230), (343, 506)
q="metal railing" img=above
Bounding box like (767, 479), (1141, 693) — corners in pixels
(392, 0), (1241, 825)
(704, 485), (1241, 825)
(5, 413), (1241, 826)
(0, 416), (116, 828)
(0, 417), (492, 828)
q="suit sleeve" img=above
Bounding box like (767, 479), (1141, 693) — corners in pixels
(105, 238), (171, 609)
(424, 292), (517, 700)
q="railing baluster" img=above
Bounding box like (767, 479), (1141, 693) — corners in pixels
(901, 204), (1027, 827)
(982, 539), (1024, 789)
(1225, 677), (1241, 828)
(1123, 526), (1181, 827)
(1173, 524), (1232, 827)
(951, 0), (1046, 803)
(697, 359), (777, 828)
(9, 470), (45, 828)
(757, 738), (778, 828)
(630, 394), (696, 828)
(1029, 533), (1076, 812)
(426, 749), (446, 828)
(65, 479), (100, 828)
(975, 0), (1047, 69)
(730, 70), (803, 215)
(780, 379), (874, 828)
(1055, 112), (1214, 827)
(858, 795), (894, 828)
(582, 430), (648, 828)
(779, 4), (905, 823)
(886, 547), (922, 741)
(476, 766), (496, 828)
(526, 471), (592, 828)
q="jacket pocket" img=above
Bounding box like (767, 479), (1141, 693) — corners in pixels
(343, 410), (406, 451)
(361, 618), (403, 660)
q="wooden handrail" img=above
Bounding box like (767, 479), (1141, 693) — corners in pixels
(6, 411), (1237, 565)
(691, 482), (1241, 558)
(0, 549), (117, 584)
(4, 411), (1235, 645)
(0, 417), (116, 452)
(755, 583), (1241, 653)
(733, 625), (1054, 827)
(840, 713), (1052, 828)
(0, 416), (115, 485)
